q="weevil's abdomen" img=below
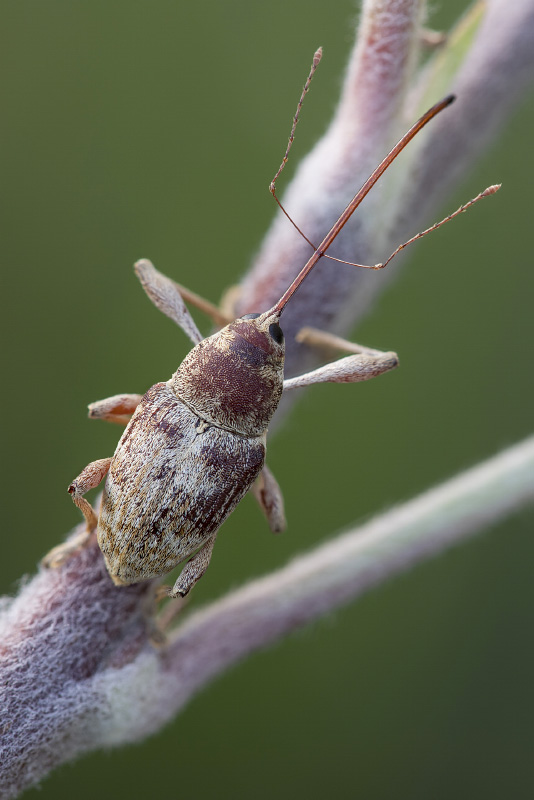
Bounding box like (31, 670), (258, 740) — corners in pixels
(97, 382), (265, 586)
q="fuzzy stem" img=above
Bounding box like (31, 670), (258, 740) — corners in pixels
(166, 435), (534, 683)
(2, 436), (533, 797)
(93, 435), (534, 745)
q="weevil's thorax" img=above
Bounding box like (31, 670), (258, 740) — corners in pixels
(169, 310), (285, 437)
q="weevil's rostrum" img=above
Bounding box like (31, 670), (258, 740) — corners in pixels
(45, 88), (497, 598)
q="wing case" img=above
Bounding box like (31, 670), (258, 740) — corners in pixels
(98, 382), (265, 584)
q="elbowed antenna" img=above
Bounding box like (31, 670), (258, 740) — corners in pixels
(268, 95), (456, 317)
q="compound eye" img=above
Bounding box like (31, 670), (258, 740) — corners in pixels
(268, 322), (284, 345)
(241, 313), (261, 320)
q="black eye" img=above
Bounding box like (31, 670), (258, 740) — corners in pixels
(241, 313), (261, 320)
(269, 322), (284, 344)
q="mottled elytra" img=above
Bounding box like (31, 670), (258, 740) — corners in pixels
(44, 53), (499, 598)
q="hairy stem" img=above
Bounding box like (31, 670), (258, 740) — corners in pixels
(140, 435), (534, 726)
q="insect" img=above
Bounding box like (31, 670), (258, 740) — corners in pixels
(44, 51), (499, 598)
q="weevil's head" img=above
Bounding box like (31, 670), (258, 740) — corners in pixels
(170, 310), (285, 436)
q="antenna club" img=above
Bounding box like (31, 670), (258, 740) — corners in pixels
(444, 93), (456, 106)
(313, 47), (323, 66)
(485, 184), (502, 195)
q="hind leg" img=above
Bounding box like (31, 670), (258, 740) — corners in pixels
(159, 533), (218, 599)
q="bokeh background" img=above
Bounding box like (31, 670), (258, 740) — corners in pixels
(2, 1), (533, 798)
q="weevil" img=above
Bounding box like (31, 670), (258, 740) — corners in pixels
(44, 61), (499, 597)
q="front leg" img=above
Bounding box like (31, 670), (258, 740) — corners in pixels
(134, 259), (234, 336)
(283, 351), (398, 391)
(296, 327), (388, 357)
(134, 259), (204, 344)
(284, 327), (398, 391)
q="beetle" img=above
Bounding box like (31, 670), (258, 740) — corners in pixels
(44, 90), (498, 598)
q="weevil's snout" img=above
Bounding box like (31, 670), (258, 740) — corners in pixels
(170, 310), (285, 437)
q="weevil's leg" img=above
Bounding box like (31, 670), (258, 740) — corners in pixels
(135, 259), (233, 341)
(252, 464), (286, 533)
(296, 327), (384, 357)
(42, 528), (95, 569)
(88, 393), (143, 426)
(284, 326), (399, 391)
(283, 351), (399, 391)
(154, 593), (190, 636)
(43, 457), (112, 568)
(134, 259), (203, 345)
(169, 281), (234, 327)
(68, 457), (113, 532)
(219, 284), (243, 321)
(161, 533), (218, 599)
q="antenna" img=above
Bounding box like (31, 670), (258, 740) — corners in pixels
(266, 54), (500, 317)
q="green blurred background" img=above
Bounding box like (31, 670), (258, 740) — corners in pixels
(2, 1), (533, 798)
